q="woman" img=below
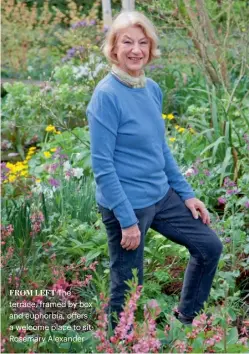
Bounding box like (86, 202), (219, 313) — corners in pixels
(86, 11), (223, 329)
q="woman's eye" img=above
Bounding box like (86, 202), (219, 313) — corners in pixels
(124, 41), (131, 44)
(141, 42), (148, 45)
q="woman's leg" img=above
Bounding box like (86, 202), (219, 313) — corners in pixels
(150, 188), (223, 321)
(98, 203), (155, 329)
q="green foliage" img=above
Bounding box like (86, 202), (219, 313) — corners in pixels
(2, 0), (103, 79)
(1, 66), (96, 155)
(1, 1), (249, 352)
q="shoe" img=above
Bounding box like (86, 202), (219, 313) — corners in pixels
(174, 310), (193, 326)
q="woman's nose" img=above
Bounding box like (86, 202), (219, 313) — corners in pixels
(131, 43), (142, 53)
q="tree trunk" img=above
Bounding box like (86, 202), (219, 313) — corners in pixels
(122, 0), (135, 11)
(102, 0), (112, 27)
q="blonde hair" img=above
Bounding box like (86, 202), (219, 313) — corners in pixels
(103, 11), (160, 65)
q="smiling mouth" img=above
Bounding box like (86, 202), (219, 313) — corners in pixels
(128, 57), (143, 62)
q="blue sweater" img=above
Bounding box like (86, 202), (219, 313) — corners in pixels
(86, 73), (195, 228)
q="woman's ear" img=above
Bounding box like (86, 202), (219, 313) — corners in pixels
(110, 48), (117, 62)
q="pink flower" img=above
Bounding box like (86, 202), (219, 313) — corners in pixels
(185, 168), (195, 177)
(32, 296), (44, 304)
(18, 328), (26, 338)
(175, 340), (187, 352)
(241, 326), (248, 336)
(1, 224), (14, 239)
(145, 299), (161, 317)
(239, 337), (248, 345)
(1, 246), (14, 268)
(30, 211), (44, 236)
(224, 177), (236, 187)
(218, 196), (226, 205)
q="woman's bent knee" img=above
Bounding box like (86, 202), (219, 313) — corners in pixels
(208, 229), (223, 260)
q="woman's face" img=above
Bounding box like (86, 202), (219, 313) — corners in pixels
(113, 25), (150, 77)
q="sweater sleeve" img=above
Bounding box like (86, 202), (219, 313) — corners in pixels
(86, 89), (138, 228)
(156, 84), (195, 201)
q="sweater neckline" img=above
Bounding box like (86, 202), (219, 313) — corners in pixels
(111, 65), (146, 88)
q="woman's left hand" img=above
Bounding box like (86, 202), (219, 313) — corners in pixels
(185, 198), (210, 225)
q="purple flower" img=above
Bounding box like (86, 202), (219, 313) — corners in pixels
(59, 154), (68, 160)
(199, 180), (204, 185)
(47, 163), (59, 174)
(48, 178), (60, 188)
(226, 188), (239, 195)
(52, 149), (68, 162)
(193, 167), (199, 175)
(67, 48), (76, 56)
(71, 20), (90, 29)
(224, 177), (236, 188)
(245, 201), (249, 209)
(64, 169), (74, 181)
(103, 25), (109, 32)
(1, 163), (10, 182)
(89, 19), (96, 26)
(218, 197), (226, 205)
(71, 23), (79, 29)
(79, 20), (87, 27)
(204, 169), (211, 176)
(63, 46), (84, 62)
(1, 162), (9, 173)
(225, 237), (231, 243)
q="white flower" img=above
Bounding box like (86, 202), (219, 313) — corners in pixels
(73, 167), (84, 179)
(93, 63), (107, 78)
(31, 183), (43, 194)
(184, 168), (195, 177)
(63, 161), (71, 172)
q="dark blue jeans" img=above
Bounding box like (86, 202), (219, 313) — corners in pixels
(98, 187), (223, 328)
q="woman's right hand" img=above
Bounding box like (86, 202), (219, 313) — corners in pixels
(121, 224), (141, 251)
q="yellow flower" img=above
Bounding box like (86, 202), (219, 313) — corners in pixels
(28, 147), (36, 155)
(169, 137), (176, 142)
(6, 162), (14, 170)
(175, 125), (180, 130)
(167, 113), (174, 120)
(8, 175), (16, 183)
(20, 171), (29, 177)
(162, 114), (167, 120)
(56, 131), (61, 135)
(43, 151), (52, 158)
(45, 125), (57, 133)
(14, 164), (24, 172)
(50, 148), (57, 152)
(178, 127), (186, 133)
(36, 179), (41, 183)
